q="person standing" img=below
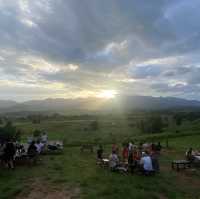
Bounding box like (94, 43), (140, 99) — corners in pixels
(151, 149), (160, 172)
(122, 143), (129, 162)
(140, 152), (154, 175)
(3, 140), (16, 169)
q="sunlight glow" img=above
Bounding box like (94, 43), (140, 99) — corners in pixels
(97, 90), (118, 99)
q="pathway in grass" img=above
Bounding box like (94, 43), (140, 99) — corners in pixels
(15, 178), (80, 199)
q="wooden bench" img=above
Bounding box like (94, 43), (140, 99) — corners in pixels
(171, 160), (191, 171)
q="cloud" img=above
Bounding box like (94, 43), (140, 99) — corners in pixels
(0, 0), (200, 101)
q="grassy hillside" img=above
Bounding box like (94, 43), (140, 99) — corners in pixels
(0, 117), (200, 199)
(14, 115), (200, 145)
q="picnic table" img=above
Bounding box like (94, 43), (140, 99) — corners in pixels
(101, 158), (109, 167)
(194, 156), (200, 161)
(171, 160), (191, 171)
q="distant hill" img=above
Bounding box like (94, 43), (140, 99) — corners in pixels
(116, 96), (200, 111)
(0, 100), (18, 109)
(0, 96), (200, 114)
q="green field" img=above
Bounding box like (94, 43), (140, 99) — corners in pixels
(1, 117), (200, 199)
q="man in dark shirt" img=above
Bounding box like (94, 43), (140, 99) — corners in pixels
(3, 140), (16, 169)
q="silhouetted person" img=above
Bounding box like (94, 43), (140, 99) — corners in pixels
(156, 142), (162, 152)
(97, 145), (103, 160)
(27, 141), (37, 161)
(186, 147), (195, 162)
(151, 149), (160, 172)
(3, 140), (16, 169)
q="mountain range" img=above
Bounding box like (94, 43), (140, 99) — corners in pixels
(0, 96), (200, 114)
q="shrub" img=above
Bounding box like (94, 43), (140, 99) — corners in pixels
(138, 115), (164, 134)
(0, 121), (19, 141)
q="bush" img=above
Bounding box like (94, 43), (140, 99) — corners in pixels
(138, 115), (164, 134)
(0, 121), (19, 141)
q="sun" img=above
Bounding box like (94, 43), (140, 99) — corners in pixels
(98, 90), (117, 99)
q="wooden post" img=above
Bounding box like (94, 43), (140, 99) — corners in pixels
(166, 133), (169, 148)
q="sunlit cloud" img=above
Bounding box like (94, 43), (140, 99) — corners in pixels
(21, 18), (37, 27)
(18, 56), (79, 74)
(97, 40), (128, 57)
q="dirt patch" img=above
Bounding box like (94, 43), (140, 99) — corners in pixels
(176, 170), (200, 189)
(157, 194), (169, 199)
(15, 179), (80, 199)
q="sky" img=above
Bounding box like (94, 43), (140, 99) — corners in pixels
(0, 0), (200, 101)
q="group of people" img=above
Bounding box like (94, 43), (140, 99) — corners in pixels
(97, 141), (162, 175)
(186, 147), (200, 162)
(0, 132), (48, 169)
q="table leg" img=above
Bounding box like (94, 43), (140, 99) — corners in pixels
(177, 163), (179, 171)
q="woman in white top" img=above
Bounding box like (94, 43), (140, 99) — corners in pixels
(109, 151), (119, 170)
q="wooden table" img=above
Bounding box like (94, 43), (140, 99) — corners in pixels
(194, 156), (200, 161)
(101, 158), (109, 167)
(171, 160), (191, 171)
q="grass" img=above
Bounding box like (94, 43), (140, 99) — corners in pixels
(1, 118), (200, 198)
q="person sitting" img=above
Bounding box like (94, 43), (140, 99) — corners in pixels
(35, 140), (44, 154)
(140, 152), (154, 175)
(186, 148), (195, 162)
(41, 132), (48, 144)
(27, 141), (38, 163)
(97, 144), (103, 160)
(109, 151), (119, 171)
(3, 140), (16, 169)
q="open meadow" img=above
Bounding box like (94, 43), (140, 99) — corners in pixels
(0, 115), (200, 199)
